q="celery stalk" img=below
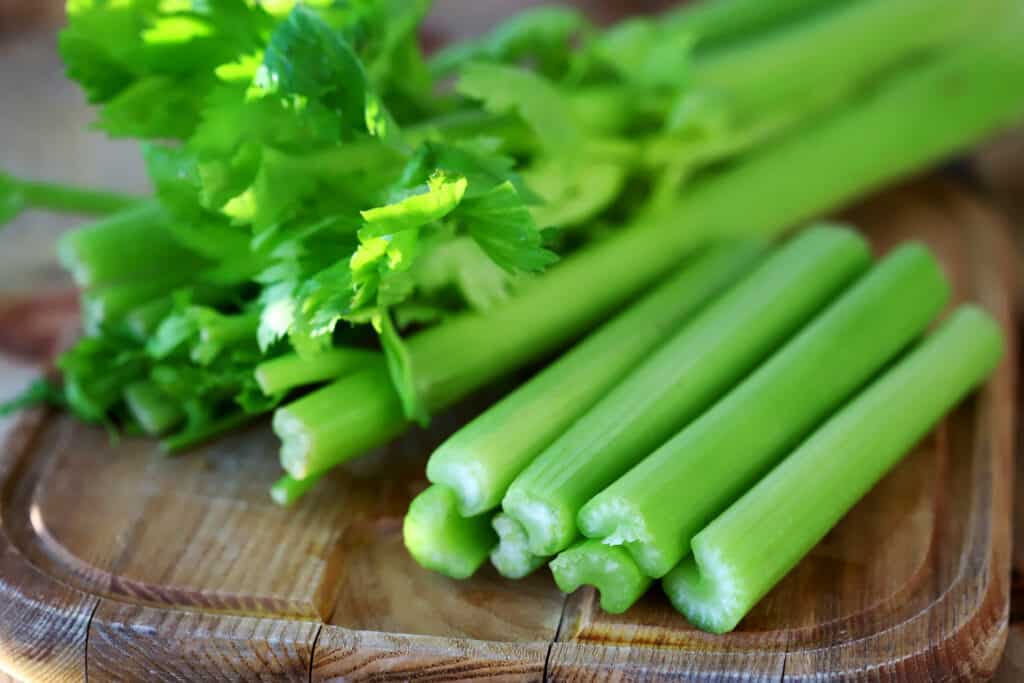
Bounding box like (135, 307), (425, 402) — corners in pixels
(277, 30), (1024, 481)
(275, 363), (405, 478)
(160, 411), (259, 453)
(18, 177), (141, 216)
(57, 203), (206, 288)
(669, 0), (838, 50)
(256, 348), (382, 396)
(427, 242), (766, 517)
(550, 540), (652, 615)
(403, 485), (496, 580)
(695, 0), (1009, 117)
(82, 278), (194, 335)
(123, 380), (183, 435)
(490, 513), (548, 579)
(503, 227), (870, 557)
(191, 311), (259, 366)
(270, 473), (324, 507)
(663, 306), (1004, 633)
(580, 244), (949, 581)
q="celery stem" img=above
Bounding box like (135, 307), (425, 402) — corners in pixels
(663, 306), (1004, 633)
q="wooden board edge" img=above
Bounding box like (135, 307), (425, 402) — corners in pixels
(86, 599), (320, 681)
(0, 408), (97, 682)
(311, 626), (549, 682)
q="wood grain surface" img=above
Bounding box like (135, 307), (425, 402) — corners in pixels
(0, 177), (1015, 682)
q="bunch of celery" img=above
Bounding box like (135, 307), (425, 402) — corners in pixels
(2, 0), (1022, 500)
(405, 226), (1003, 632)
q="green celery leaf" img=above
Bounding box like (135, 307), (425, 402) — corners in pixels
(147, 303), (197, 361)
(288, 259), (355, 355)
(359, 170), (468, 238)
(257, 5), (372, 135)
(430, 6), (588, 78)
(94, 74), (207, 139)
(588, 17), (695, 89)
(458, 181), (558, 273)
(457, 62), (581, 154)
(257, 280), (299, 352)
(525, 159), (626, 229)
(143, 144), (253, 259)
(414, 236), (516, 312)
(61, 0), (272, 140)
(415, 139), (541, 203)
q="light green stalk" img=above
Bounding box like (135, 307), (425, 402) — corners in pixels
(17, 176), (142, 215)
(270, 473), (324, 507)
(550, 540), (652, 615)
(123, 380), (183, 435)
(256, 347), (382, 396)
(427, 242), (766, 517)
(403, 485), (496, 579)
(580, 244), (949, 582)
(664, 306), (1004, 633)
(57, 203), (206, 288)
(694, 0), (1009, 117)
(490, 513), (548, 579)
(503, 227), (869, 557)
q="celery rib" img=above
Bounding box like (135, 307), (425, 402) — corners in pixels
(694, 0), (1008, 117)
(490, 513), (548, 579)
(403, 485), (496, 580)
(57, 203), (207, 288)
(256, 348), (382, 397)
(18, 177), (142, 216)
(160, 412), (257, 454)
(270, 473), (324, 507)
(503, 226), (870, 557)
(550, 540), (652, 615)
(275, 363), (404, 479)
(123, 380), (184, 435)
(580, 244), (949, 580)
(426, 242), (766, 517)
(663, 306), (1004, 633)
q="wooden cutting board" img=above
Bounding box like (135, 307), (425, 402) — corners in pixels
(0, 176), (1016, 682)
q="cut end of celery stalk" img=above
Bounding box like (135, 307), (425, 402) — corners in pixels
(662, 539), (750, 634)
(57, 236), (91, 288)
(550, 540), (653, 614)
(403, 485), (496, 580)
(503, 486), (575, 556)
(490, 513), (548, 579)
(577, 495), (674, 578)
(578, 495), (649, 545)
(273, 407), (313, 479)
(270, 472), (322, 507)
(427, 451), (494, 517)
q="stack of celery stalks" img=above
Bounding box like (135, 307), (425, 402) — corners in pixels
(408, 225), (1002, 632)
(0, 0), (1020, 633)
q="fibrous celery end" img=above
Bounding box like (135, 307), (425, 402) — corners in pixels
(431, 458), (489, 517)
(664, 542), (748, 634)
(503, 487), (569, 555)
(490, 513), (545, 578)
(579, 497), (650, 545)
(273, 408), (312, 478)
